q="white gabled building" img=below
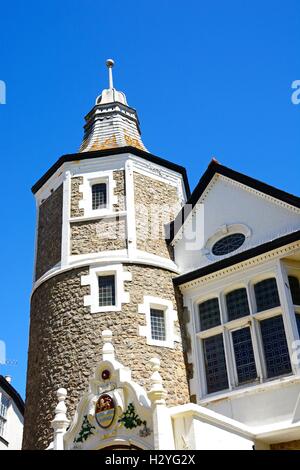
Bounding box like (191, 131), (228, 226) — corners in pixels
(171, 160), (300, 450)
(23, 60), (300, 450)
(0, 376), (24, 450)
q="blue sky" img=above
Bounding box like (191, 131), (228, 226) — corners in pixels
(0, 0), (299, 399)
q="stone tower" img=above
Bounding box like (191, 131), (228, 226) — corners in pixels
(23, 60), (191, 450)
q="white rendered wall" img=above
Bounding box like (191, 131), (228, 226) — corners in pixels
(171, 409), (254, 450)
(190, 419), (253, 450)
(0, 396), (23, 450)
(203, 380), (300, 427)
(174, 175), (300, 274)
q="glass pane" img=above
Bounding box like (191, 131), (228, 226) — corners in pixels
(254, 278), (280, 312)
(260, 315), (291, 378)
(232, 328), (257, 384)
(199, 298), (221, 331)
(0, 395), (9, 419)
(212, 233), (245, 256)
(226, 288), (250, 321)
(203, 334), (229, 393)
(150, 309), (166, 341)
(289, 276), (300, 305)
(295, 313), (300, 338)
(92, 183), (107, 210)
(98, 275), (115, 306)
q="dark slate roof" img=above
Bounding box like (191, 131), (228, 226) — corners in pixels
(31, 146), (191, 197)
(169, 159), (300, 243)
(0, 376), (25, 416)
(173, 230), (300, 286)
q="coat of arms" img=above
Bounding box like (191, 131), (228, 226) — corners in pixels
(95, 394), (115, 429)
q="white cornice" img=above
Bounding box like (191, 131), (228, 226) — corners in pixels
(34, 152), (187, 205)
(202, 174), (300, 213)
(178, 240), (300, 292)
(31, 250), (180, 298)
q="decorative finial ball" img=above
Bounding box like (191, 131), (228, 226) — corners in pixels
(106, 59), (115, 68)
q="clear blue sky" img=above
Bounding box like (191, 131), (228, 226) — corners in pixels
(0, 0), (299, 399)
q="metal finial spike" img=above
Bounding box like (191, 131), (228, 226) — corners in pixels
(106, 59), (115, 89)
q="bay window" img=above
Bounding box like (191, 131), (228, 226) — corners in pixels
(197, 275), (294, 397)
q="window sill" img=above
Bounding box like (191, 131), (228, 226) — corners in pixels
(70, 211), (126, 223)
(89, 304), (121, 314)
(199, 373), (300, 405)
(146, 338), (175, 349)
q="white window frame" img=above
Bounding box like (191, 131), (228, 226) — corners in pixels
(78, 171), (117, 218)
(81, 264), (131, 313)
(138, 296), (180, 348)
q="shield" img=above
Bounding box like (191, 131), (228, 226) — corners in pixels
(95, 394), (115, 429)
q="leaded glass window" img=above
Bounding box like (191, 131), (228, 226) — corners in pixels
(232, 328), (257, 384)
(295, 313), (300, 338)
(289, 276), (300, 305)
(260, 315), (291, 378)
(212, 233), (245, 256)
(0, 394), (9, 437)
(199, 298), (221, 331)
(98, 275), (115, 307)
(150, 309), (166, 341)
(203, 334), (229, 393)
(254, 278), (280, 312)
(226, 288), (250, 321)
(92, 183), (107, 210)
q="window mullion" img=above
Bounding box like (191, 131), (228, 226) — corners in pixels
(223, 328), (235, 390)
(250, 318), (264, 382)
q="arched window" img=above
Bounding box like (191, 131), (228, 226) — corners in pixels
(226, 288), (250, 321)
(199, 298), (221, 331)
(254, 278), (280, 312)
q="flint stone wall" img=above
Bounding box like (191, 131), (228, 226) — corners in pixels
(70, 217), (127, 254)
(133, 172), (180, 260)
(35, 185), (63, 280)
(23, 264), (189, 450)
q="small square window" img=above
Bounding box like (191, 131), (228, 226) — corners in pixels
(92, 183), (107, 210)
(98, 275), (115, 307)
(150, 309), (166, 341)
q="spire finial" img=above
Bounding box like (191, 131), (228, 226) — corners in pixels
(106, 59), (115, 89)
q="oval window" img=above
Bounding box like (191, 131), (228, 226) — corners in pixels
(212, 233), (245, 256)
